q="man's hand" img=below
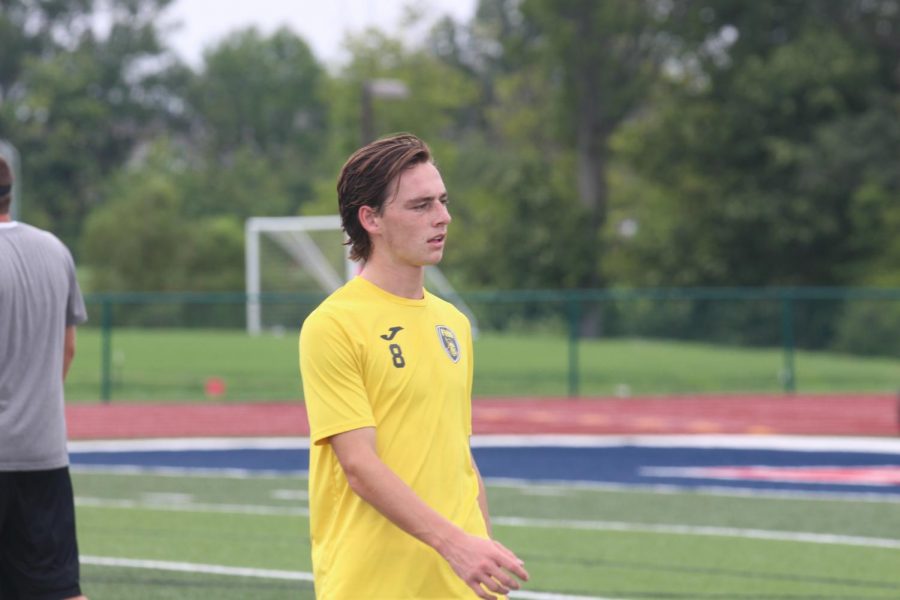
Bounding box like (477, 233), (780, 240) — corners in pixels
(438, 530), (529, 599)
(331, 428), (529, 598)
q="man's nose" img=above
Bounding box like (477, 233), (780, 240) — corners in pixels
(435, 202), (451, 224)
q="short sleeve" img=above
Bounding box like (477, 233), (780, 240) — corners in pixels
(300, 309), (375, 445)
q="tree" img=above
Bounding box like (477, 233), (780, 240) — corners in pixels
(187, 27), (326, 160)
(295, 19), (482, 221)
(614, 0), (900, 288)
(0, 0), (180, 245)
(172, 27), (330, 220)
(81, 138), (244, 293)
(500, 0), (681, 296)
(81, 159), (191, 292)
(326, 23), (480, 160)
(604, 0), (900, 351)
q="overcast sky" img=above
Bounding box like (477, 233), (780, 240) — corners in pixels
(162, 0), (478, 67)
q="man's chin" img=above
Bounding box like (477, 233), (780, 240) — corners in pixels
(418, 251), (445, 266)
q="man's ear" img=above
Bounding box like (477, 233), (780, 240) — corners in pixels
(358, 205), (380, 234)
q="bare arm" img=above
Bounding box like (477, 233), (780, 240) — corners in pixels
(330, 427), (528, 599)
(63, 326), (76, 380)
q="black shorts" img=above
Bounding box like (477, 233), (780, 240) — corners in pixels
(0, 467), (83, 600)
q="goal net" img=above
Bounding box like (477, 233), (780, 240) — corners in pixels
(245, 216), (477, 335)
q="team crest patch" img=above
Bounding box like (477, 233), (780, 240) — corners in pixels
(436, 326), (460, 363)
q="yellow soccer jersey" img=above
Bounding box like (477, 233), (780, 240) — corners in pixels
(299, 276), (488, 599)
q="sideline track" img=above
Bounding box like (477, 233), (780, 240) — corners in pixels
(66, 394), (900, 438)
(80, 556), (616, 600)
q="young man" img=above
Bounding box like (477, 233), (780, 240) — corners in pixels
(0, 155), (89, 600)
(300, 134), (529, 599)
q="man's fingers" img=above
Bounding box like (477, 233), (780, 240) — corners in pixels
(449, 535), (528, 597)
(507, 560), (530, 581)
(492, 541), (529, 582)
(492, 570), (521, 591)
(482, 574), (511, 596)
(469, 581), (496, 600)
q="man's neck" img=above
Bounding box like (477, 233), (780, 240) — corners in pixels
(359, 258), (426, 300)
(0, 214), (10, 223)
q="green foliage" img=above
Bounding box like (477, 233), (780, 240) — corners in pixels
(614, 3), (899, 289)
(0, 0), (177, 244)
(180, 26), (329, 219)
(81, 163), (189, 292)
(2, 0), (899, 355)
(330, 24), (481, 155)
(442, 144), (592, 291)
(189, 27), (326, 160)
(177, 147), (298, 219)
(81, 140), (244, 294)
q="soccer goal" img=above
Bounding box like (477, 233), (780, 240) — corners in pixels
(244, 216), (477, 335)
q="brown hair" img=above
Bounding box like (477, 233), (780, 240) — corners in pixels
(337, 133), (432, 262)
(0, 155), (12, 214)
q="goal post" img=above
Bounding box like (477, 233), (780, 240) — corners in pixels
(245, 215), (477, 335)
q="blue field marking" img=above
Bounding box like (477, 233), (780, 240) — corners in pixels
(68, 435), (900, 497)
(472, 446), (900, 495)
(72, 448), (307, 473)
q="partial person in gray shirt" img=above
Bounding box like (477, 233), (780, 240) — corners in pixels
(0, 154), (89, 600)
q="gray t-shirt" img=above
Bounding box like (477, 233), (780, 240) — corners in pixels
(0, 221), (87, 470)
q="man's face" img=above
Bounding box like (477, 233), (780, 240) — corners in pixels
(373, 161), (451, 267)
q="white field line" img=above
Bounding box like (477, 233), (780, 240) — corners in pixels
(470, 434), (900, 453)
(71, 464), (307, 478)
(79, 556), (617, 600)
(75, 496), (308, 516)
(69, 434), (900, 453)
(75, 496), (900, 550)
(484, 477), (900, 504)
(69, 437), (311, 452)
(492, 516), (900, 550)
(512, 593), (621, 600)
(81, 555), (313, 581)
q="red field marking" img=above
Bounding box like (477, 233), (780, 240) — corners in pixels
(66, 403), (310, 439)
(472, 394), (900, 436)
(65, 394), (899, 440)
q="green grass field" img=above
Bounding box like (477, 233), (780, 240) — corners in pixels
(72, 470), (900, 599)
(65, 329), (899, 402)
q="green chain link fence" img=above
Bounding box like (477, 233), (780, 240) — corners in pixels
(71, 287), (900, 403)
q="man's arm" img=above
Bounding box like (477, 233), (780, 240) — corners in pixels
(63, 326), (76, 380)
(330, 427), (528, 600)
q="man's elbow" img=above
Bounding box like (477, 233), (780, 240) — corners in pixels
(339, 459), (370, 497)
(344, 473), (367, 498)
(335, 452), (379, 499)
(329, 429), (380, 498)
